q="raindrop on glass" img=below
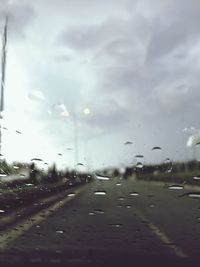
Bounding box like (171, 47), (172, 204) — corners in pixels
(187, 193), (200, 199)
(167, 167), (173, 173)
(56, 230), (64, 234)
(152, 146), (162, 150)
(77, 163), (84, 166)
(111, 224), (122, 228)
(13, 166), (19, 169)
(0, 173), (7, 177)
(94, 191), (107, 196)
(130, 192), (139, 196)
(124, 141), (133, 145)
(135, 155), (144, 158)
(88, 212), (95, 216)
(164, 158), (171, 164)
(136, 162), (143, 168)
(193, 177), (200, 180)
(67, 193), (76, 197)
(168, 185), (184, 190)
(31, 158), (43, 162)
(94, 209), (105, 214)
(95, 173), (110, 181)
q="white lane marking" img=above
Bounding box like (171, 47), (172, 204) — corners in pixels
(0, 184), (89, 249)
(117, 187), (187, 258)
(133, 207), (187, 258)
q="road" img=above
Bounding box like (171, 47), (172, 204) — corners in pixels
(1, 176), (200, 265)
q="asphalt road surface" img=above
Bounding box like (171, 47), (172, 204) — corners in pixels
(1, 176), (200, 265)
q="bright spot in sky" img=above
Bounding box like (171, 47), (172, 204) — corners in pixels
(83, 108), (91, 115)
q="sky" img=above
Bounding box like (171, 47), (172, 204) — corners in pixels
(0, 0), (200, 170)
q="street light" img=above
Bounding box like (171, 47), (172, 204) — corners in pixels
(0, 17), (8, 155)
(63, 107), (91, 169)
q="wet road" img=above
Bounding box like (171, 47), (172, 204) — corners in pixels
(1, 176), (200, 265)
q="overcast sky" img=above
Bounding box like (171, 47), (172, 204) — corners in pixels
(0, 0), (200, 170)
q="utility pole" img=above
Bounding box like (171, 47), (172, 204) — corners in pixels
(73, 112), (79, 167)
(0, 17), (8, 155)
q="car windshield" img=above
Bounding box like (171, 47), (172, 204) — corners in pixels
(0, 0), (200, 266)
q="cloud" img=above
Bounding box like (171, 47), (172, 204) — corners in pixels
(28, 90), (45, 102)
(3, 0), (200, 168)
(0, 0), (34, 39)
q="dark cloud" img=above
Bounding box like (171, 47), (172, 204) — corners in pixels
(0, 0), (34, 39)
(5, 0), (200, 166)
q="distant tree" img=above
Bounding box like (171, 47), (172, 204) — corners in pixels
(48, 163), (59, 183)
(113, 168), (120, 177)
(123, 167), (133, 179)
(29, 162), (38, 184)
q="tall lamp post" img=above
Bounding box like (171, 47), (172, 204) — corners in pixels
(68, 107), (91, 170)
(0, 17), (8, 155)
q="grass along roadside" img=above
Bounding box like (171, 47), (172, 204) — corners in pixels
(136, 170), (200, 185)
(0, 182), (91, 230)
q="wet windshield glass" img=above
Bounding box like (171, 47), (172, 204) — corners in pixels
(0, 0), (200, 266)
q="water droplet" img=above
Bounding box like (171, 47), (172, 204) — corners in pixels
(56, 230), (64, 234)
(88, 212), (95, 216)
(187, 193), (200, 199)
(136, 162), (143, 168)
(94, 191), (107, 196)
(95, 173), (110, 181)
(111, 224), (122, 228)
(152, 146), (162, 150)
(126, 205), (132, 209)
(135, 155), (144, 158)
(0, 209), (5, 213)
(149, 204), (155, 208)
(94, 209), (105, 214)
(31, 158), (43, 162)
(124, 141), (133, 145)
(168, 185), (184, 190)
(67, 193), (76, 197)
(130, 192), (139, 196)
(25, 183), (34, 186)
(118, 197), (125, 201)
(58, 153), (62, 156)
(0, 173), (7, 177)
(35, 225), (40, 228)
(13, 166), (19, 169)
(193, 177), (200, 180)
(164, 158), (171, 164)
(77, 162), (84, 166)
(167, 167), (173, 173)
(116, 182), (121, 186)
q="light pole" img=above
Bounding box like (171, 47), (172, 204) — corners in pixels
(69, 107), (91, 170)
(0, 17), (8, 155)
